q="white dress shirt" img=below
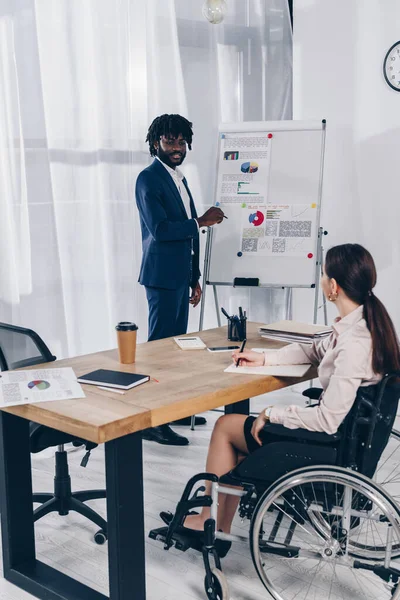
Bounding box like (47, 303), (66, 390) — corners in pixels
(156, 157), (199, 230)
(266, 305), (381, 434)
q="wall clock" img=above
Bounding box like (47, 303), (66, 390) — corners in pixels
(383, 41), (400, 91)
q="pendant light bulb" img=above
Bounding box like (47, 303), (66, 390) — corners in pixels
(202, 0), (227, 25)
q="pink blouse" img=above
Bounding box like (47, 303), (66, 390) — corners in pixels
(266, 305), (381, 434)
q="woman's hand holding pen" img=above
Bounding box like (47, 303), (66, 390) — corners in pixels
(231, 350), (265, 367)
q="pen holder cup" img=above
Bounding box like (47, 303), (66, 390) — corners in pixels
(227, 318), (247, 342)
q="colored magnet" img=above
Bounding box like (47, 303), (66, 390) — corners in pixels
(237, 252), (243, 257)
(307, 253), (313, 259)
(268, 133), (273, 139)
(216, 202), (220, 206)
(241, 203), (247, 208)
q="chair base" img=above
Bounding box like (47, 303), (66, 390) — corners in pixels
(33, 449), (107, 543)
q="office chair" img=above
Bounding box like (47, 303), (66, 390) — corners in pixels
(0, 322), (107, 544)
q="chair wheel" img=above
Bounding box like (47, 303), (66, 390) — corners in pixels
(94, 529), (107, 545)
(204, 568), (229, 599)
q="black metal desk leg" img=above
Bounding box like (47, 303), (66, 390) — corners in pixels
(225, 398), (250, 415)
(105, 431), (146, 600)
(0, 412), (35, 574)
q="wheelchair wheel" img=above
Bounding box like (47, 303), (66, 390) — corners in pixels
(204, 568), (229, 600)
(374, 428), (400, 502)
(250, 465), (400, 600)
(348, 427), (400, 559)
(306, 428), (400, 561)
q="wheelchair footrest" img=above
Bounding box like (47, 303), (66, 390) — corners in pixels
(149, 526), (201, 553)
(259, 540), (300, 558)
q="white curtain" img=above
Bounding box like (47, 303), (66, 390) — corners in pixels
(0, 13), (31, 305)
(0, 0), (292, 358)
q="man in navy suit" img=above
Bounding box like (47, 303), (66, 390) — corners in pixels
(136, 114), (224, 445)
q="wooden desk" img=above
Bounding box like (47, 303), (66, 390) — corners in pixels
(0, 323), (314, 600)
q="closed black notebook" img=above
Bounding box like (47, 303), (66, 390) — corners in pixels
(77, 369), (149, 390)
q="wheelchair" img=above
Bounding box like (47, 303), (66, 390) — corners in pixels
(149, 373), (400, 599)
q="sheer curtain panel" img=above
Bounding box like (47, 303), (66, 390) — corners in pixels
(0, 0), (292, 358)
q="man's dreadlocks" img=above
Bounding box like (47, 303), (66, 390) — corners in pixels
(145, 114), (193, 157)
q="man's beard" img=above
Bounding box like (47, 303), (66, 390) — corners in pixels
(157, 147), (186, 168)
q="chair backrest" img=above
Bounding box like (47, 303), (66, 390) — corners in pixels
(0, 322), (56, 371)
(338, 373), (400, 477)
(0, 323), (90, 452)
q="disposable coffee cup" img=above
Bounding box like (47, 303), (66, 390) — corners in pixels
(116, 322), (138, 364)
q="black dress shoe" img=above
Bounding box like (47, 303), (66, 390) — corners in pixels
(171, 416), (207, 426)
(159, 511), (231, 558)
(141, 425), (189, 446)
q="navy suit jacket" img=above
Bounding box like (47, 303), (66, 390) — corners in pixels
(135, 158), (201, 290)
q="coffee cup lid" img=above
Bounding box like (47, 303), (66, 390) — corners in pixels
(116, 322), (138, 332)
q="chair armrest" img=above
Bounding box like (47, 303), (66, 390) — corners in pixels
(264, 422), (340, 444)
(302, 387), (323, 400)
(29, 423), (88, 453)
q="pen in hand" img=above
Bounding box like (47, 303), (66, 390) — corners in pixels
(236, 338), (247, 367)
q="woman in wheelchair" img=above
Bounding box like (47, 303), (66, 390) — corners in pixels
(152, 244), (400, 600)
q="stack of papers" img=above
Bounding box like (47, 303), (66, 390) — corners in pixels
(259, 320), (332, 345)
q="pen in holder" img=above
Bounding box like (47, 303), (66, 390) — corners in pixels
(224, 306), (247, 342)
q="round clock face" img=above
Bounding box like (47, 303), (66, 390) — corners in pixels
(384, 41), (400, 91)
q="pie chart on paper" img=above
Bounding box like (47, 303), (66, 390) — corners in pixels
(248, 211), (265, 226)
(241, 161), (259, 173)
(28, 380), (50, 391)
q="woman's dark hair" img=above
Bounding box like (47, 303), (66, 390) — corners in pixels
(325, 243), (400, 375)
(145, 114), (193, 157)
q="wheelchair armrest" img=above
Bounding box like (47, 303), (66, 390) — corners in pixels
(264, 422), (340, 445)
(302, 387), (323, 400)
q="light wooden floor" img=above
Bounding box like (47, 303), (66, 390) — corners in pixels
(0, 384), (396, 600)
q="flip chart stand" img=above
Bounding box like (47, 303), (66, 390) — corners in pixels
(199, 227), (328, 330)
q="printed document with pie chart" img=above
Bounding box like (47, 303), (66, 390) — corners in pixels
(241, 204), (318, 257)
(214, 129), (318, 259)
(0, 367), (85, 407)
(215, 132), (272, 206)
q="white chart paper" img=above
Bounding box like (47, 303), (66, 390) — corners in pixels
(0, 367), (86, 407)
(240, 203), (318, 257)
(224, 364), (311, 377)
(216, 133), (272, 206)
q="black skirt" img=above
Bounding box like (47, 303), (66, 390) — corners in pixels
(244, 415), (294, 454)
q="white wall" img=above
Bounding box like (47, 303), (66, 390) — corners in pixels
(293, 0), (400, 328)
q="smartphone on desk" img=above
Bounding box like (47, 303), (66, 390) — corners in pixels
(207, 346), (240, 352)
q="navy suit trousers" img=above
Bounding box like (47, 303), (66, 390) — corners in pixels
(145, 284), (190, 342)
